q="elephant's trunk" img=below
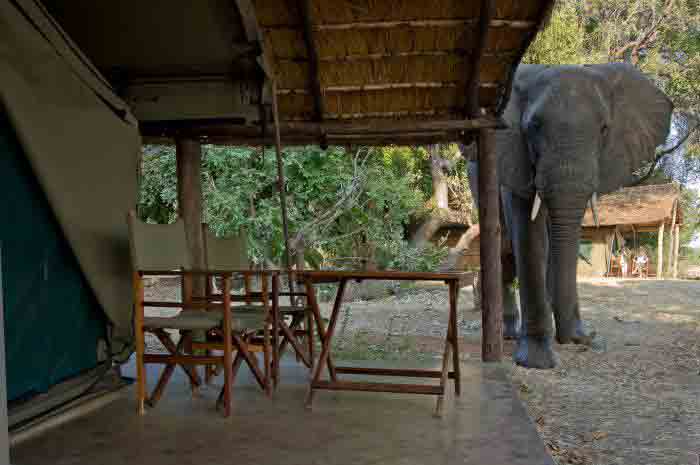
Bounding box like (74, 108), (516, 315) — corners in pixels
(546, 197), (587, 343)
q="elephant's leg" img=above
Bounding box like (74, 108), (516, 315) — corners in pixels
(502, 282), (520, 339)
(545, 218), (596, 345)
(506, 189), (557, 369)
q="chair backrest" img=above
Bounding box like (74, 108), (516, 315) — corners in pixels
(203, 225), (249, 271)
(127, 211), (191, 271)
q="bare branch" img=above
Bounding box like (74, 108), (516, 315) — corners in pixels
(634, 115), (700, 185)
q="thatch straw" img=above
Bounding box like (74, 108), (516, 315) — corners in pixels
(254, 0), (550, 129)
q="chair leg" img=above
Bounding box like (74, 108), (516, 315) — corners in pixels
(263, 325), (272, 397)
(147, 364), (175, 407)
(136, 328), (146, 415)
(306, 311), (315, 370)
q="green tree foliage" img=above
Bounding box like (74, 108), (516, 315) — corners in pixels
(523, 2), (586, 65)
(139, 145), (433, 269)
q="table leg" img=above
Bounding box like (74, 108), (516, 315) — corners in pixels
(304, 278), (347, 408)
(272, 275), (280, 388)
(304, 279), (341, 381)
(306, 305), (315, 371)
(435, 341), (452, 418)
(450, 281), (461, 396)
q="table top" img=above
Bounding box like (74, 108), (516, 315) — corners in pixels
(138, 269), (283, 277)
(298, 270), (473, 283)
(138, 269), (474, 284)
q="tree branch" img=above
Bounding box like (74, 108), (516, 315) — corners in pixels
(611, 0), (674, 61)
(634, 116), (700, 185)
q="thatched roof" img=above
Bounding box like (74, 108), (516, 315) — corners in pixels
(581, 184), (682, 228)
(38, 0), (555, 146)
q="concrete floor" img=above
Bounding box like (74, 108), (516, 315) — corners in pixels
(11, 357), (554, 465)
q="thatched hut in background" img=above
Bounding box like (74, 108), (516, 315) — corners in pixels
(578, 183), (683, 279)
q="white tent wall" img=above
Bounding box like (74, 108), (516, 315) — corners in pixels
(0, 0), (140, 359)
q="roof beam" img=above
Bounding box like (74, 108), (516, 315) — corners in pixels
(496, 0), (557, 115)
(276, 81), (499, 95)
(304, 19), (536, 31)
(139, 116), (504, 141)
(465, 0), (494, 118)
(234, 0), (275, 81)
(312, 49), (519, 62)
(297, 0), (325, 122)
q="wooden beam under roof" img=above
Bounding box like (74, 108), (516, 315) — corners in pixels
(496, 0), (557, 115)
(466, 0), (494, 118)
(298, 0), (325, 122)
(304, 18), (537, 31)
(139, 116), (504, 140)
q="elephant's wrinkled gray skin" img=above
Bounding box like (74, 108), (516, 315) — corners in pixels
(468, 63), (673, 369)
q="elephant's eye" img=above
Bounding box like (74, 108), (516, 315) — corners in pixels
(601, 124), (609, 137)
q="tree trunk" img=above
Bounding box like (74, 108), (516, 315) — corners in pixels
(409, 145), (469, 250)
(430, 144), (449, 210)
(438, 224), (480, 271)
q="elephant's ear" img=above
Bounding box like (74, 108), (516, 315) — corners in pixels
(497, 65), (549, 198)
(590, 63), (674, 193)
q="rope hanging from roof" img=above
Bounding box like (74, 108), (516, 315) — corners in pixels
(271, 80), (300, 303)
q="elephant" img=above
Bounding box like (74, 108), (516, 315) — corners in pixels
(466, 63), (673, 369)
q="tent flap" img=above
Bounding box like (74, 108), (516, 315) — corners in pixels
(0, 0), (141, 360)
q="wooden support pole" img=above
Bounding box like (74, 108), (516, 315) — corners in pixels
(673, 224), (680, 278)
(466, 0), (494, 117)
(667, 200), (677, 276)
(477, 128), (503, 362)
(298, 0), (324, 122)
(657, 221), (665, 279)
(176, 138), (206, 296)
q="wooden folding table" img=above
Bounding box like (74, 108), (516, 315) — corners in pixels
(299, 270), (472, 416)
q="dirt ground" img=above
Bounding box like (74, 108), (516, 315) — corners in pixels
(145, 277), (700, 465)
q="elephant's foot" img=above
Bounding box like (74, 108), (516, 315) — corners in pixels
(503, 316), (520, 340)
(513, 336), (559, 369)
(556, 320), (596, 346)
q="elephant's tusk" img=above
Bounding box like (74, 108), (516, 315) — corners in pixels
(530, 192), (542, 222)
(589, 192), (600, 228)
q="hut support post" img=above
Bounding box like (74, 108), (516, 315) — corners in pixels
(657, 221), (665, 279)
(667, 200), (677, 276)
(477, 128), (503, 362)
(176, 138), (206, 297)
(673, 224), (680, 278)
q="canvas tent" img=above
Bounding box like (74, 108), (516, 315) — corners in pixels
(0, 0), (140, 423)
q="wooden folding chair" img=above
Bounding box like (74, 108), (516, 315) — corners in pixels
(127, 212), (234, 416)
(197, 226), (275, 397)
(200, 227), (315, 384)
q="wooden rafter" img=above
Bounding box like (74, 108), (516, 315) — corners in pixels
(496, 0), (557, 115)
(466, 0), (493, 118)
(139, 116), (504, 140)
(298, 18), (536, 31)
(276, 81), (500, 95)
(312, 49), (520, 62)
(298, 0), (325, 122)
